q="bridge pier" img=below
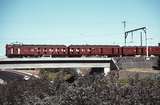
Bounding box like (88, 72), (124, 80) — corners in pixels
(104, 67), (110, 76)
(76, 67), (110, 76)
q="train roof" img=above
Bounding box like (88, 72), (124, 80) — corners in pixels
(69, 45), (120, 47)
(7, 44), (67, 47)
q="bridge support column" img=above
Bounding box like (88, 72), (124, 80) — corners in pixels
(76, 68), (91, 76)
(104, 67), (110, 76)
(76, 68), (81, 75)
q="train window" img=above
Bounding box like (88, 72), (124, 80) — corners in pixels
(30, 48), (34, 52)
(82, 49), (84, 52)
(43, 48), (47, 54)
(35, 47), (38, 50)
(49, 48), (52, 52)
(55, 49), (57, 52)
(51, 48), (54, 52)
(88, 48), (91, 54)
(61, 49), (64, 52)
(76, 48), (79, 52)
(55, 48), (59, 52)
(11, 48), (13, 54)
(70, 48), (73, 52)
(87, 48), (91, 52)
(77, 48), (80, 54)
(38, 47), (40, 50)
(91, 48), (95, 53)
(17, 48), (20, 54)
(57, 48), (60, 54)
(63, 48), (66, 52)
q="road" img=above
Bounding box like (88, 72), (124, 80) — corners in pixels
(0, 70), (31, 82)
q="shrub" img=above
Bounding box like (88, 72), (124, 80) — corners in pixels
(0, 74), (160, 105)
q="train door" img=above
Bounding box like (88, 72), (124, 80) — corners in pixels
(13, 47), (21, 56)
(17, 48), (20, 54)
(90, 48), (95, 56)
(100, 48), (103, 56)
(10, 47), (14, 55)
(136, 47), (141, 55)
(6, 46), (13, 57)
(113, 47), (119, 56)
(136, 47), (144, 55)
(118, 47), (122, 56)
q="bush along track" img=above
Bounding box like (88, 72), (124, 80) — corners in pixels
(0, 74), (160, 105)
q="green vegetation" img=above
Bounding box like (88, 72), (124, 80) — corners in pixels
(39, 68), (77, 81)
(0, 73), (160, 105)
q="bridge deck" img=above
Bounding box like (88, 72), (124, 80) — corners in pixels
(0, 57), (111, 69)
(0, 57), (111, 61)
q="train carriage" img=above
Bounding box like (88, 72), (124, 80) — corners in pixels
(68, 45), (120, 57)
(6, 43), (160, 58)
(6, 44), (68, 57)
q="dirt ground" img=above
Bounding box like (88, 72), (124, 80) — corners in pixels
(9, 68), (160, 80)
(119, 68), (160, 79)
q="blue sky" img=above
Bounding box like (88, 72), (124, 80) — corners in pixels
(0, 0), (160, 56)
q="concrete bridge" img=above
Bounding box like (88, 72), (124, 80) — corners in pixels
(0, 57), (114, 75)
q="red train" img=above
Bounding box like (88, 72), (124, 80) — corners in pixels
(6, 44), (160, 57)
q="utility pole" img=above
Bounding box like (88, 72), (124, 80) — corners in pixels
(143, 28), (149, 59)
(123, 26), (149, 60)
(140, 32), (142, 46)
(122, 21), (126, 46)
(125, 27), (146, 47)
